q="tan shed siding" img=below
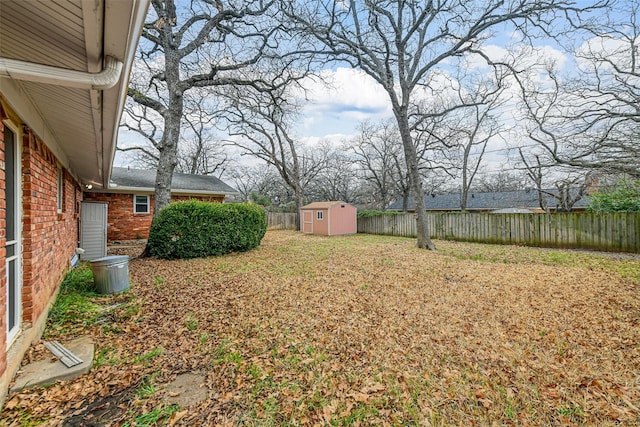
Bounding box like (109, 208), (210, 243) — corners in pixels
(314, 209), (329, 235)
(328, 204), (357, 235)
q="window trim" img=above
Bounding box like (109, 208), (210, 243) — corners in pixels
(133, 194), (150, 214)
(316, 210), (323, 221)
(56, 166), (64, 213)
(4, 118), (23, 346)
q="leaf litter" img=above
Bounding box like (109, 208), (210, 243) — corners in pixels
(2, 231), (639, 426)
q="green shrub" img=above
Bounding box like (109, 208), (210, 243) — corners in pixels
(588, 180), (640, 212)
(357, 209), (405, 218)
(147, 201), (267, 259)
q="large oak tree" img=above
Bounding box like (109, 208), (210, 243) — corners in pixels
(282, 0), (606, 249)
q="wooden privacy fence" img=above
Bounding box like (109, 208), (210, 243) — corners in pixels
(267, 212), (298, 230)
(357, 212), (640, 253)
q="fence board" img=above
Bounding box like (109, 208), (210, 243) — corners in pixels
(357, 212), (640, 253)
(267, 212), (298, 230)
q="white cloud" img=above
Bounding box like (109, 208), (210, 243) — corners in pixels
(575, 35), (631, 73)
(296, 67), (392, 137)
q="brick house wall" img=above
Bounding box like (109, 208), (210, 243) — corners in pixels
(83, 192), (224, 241)
(21, 128), (81, 325)
(0, 101), (81, 401)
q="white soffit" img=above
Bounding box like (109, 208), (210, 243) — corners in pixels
(0, 0), (149, 188)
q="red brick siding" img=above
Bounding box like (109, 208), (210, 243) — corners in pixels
(0, 105), (7, 376)
(0, 103), (80, 382)
(83, 193), (224, 241)
(21, 128), (81, 325)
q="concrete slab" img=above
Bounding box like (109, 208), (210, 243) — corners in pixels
(10, 336), (94, 393)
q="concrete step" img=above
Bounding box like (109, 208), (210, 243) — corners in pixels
(10, 336), (94, 393)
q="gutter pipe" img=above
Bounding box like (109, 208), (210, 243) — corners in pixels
(0, 55), (123, 90)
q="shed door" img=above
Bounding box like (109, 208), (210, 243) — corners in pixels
(302, 210), (313, 234)
(80, 202), (107, 260)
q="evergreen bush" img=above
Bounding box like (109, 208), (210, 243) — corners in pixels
(587, 180), (640, 213)
(147, 201), (267, 259)
(357, 209), (405, 218)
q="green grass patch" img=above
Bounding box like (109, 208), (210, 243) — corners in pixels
(185, 313), (199, 331)
(136, 374), (158, 399)
(122, 404), (179, 427)
(557, 404), (585, 422)
(10, 408), (48, 426)
(333, 403), (380, 425)
(437, 241), (640, 281)
(44, 264), (102, 338)
(94, 346), (122, 367)
(133, 347), (164, 365)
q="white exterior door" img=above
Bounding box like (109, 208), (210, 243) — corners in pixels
(80, 202), (107, 260)
(5, 124), (21, 345)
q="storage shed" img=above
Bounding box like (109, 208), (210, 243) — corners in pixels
(300, 201), (357, 236)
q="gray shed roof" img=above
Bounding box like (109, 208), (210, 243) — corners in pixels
(388, 188), (590, 212)
(108, 167), (237, 195)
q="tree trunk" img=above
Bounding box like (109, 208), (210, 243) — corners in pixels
(294, 187), (305, 230)
(140, 47), (183, 257)
(395, 112), (435, 250)
(461, 185), (469, 211)
(152, 113), (181, 216)
(152, 43), (183, 216)
(461, 157), (469, 211)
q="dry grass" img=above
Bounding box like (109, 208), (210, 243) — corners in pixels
(3, 231), (639, 426)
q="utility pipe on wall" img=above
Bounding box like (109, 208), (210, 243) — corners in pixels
(0, 56), (123, 90)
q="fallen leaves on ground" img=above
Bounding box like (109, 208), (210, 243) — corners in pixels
(2, 231), (639, 426)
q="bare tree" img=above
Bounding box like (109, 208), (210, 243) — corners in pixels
(472, 170), (528, 192)
(310, 143), (364, 204)
(514, 0), (638, 177)
(518, 150), (592, 212)
(176, 95), (228, 177)
(448, 78), (508, 210)
(282, 0), (602, 249)
(223, 83), (326, 226)
(349, 119), (404, 210)
(225, 163), (287, 204)
(519, 151), (551, 212)
(125, 0), (285, 217)
(121, 92), (229, 177)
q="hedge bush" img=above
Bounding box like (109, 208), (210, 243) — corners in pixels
(357, 209), (405, 218)
(588, 180), (640, 212)
(147, 201), (267, 259)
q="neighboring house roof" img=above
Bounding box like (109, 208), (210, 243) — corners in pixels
(388, 189), (590, 211)
(0, 0), (150, 188)
(107, 167), (238, 195)
(491, 207), (545, 214)
(301, 201), (351, 209)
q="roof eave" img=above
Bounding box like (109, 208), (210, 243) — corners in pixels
(95, 185), (239, 196)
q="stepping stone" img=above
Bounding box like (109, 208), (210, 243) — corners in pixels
(10, 336), (94, 393)
(162, 372), (208, 407)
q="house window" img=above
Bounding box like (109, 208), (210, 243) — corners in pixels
(134, 195), (150, 214)
(317, 211), (323, 220)
(57, 166), (64, 213)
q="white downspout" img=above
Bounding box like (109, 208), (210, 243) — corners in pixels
(0, 56), (123, 90)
